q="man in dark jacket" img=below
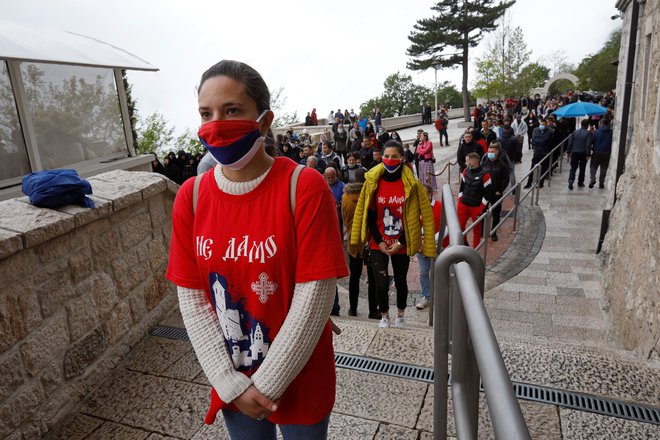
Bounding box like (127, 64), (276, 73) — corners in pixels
(589, 119), (613, 189)
(566, 119), (593, 190)
(456, 131), (485, 173)
(481, 142), (510, 241)
(458, 153), (492, 248)
(498, 127), (517, 164)
(524, 118), (554, 188)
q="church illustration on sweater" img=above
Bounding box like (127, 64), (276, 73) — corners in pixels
(210, 273), (270, 371)
(382, 207), (403, 237)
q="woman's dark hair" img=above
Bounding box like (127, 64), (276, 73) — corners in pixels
(198, 60), (270, 113)
(383, 139), (404, 156)
(354, 167), (366, 183)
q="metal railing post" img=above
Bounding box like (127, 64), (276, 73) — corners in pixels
(512, 182), (521, 231)
(534, 166), (540, 206)
(547, 154), (553, 187)
(559, 141), (565, 174)
(482, 211), (492, 263)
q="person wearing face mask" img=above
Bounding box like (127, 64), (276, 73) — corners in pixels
(167, 60), (348, 439)
(480, 142), (510, 241)
(349, 140), (436, 329)
(416, 132), (437, 189)
(458, 153), (492, 248)
(341, 152), (367, 183)
(524, 117), (554, 189)
(332, 123), (348, 163)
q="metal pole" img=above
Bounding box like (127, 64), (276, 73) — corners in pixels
(512, 182), (521, 231)
(482, 211), (492, 263)
(533, 166), (540, 206)
(547, 152), (553, 187)
(434, 67), (438, 122)
(455, 262), (532, 440)
(559, 141), (564, 174)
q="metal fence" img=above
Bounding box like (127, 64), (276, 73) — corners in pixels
(431, 184), (531, 439)
(460, 135), (571, 262)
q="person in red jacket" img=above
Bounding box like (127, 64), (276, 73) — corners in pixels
(458, 152), (492, 248)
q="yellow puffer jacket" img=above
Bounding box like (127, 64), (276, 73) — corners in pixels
(349, 164), (436, 258)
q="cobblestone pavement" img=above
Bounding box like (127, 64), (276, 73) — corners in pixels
(44, 121), (660, 439)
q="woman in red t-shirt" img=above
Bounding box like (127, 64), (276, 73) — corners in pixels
(167, 60), (347, 439)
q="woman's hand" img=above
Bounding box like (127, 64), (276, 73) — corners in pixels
(232, 385), (279, 420)
(378, 242), (389, 254)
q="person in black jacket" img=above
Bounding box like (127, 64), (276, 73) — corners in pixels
(497, 127), (517, 164)
(456, 131), (485, 173)
(458, 153), (492, 248)
(524, 118), (554, 188)
(481, 142), (510, 241)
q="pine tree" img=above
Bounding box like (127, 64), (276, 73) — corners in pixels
(407, 0), (515, 122)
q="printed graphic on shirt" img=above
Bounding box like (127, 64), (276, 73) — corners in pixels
(210, 272), (271, 371)
(382, 207), (403, 237)
(251, 272), (278, 304)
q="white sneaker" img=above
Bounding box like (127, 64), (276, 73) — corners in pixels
(416, 297), (430, 309)
(379, 316), (390, 328)
(395, 316), (406, 328)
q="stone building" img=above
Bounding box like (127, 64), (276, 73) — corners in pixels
(600, 0), (659, 360)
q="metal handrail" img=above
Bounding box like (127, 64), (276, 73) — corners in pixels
(433, 183), (531, 440)
(457, 133), (571, 260)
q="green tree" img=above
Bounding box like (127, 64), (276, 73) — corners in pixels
(359, 73), (432, 118)
(135, 112), (174, 155)
(407, 0), (515, 122)
(436, 81), (464, 108)
(122, 70), (139, 148)
(175, 128), (204, 156)
(515, 62), (550, 96)
(472, 17), (533, 98)
(574, 29), (621, 92)
(270, 86), (300, 128)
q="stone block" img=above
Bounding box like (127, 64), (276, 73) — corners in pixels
(35, 232), (75, 264)
(41, 413), (103, 440)
(325, 413), (379, 440)
(105, 302), (133, 344)
(0, 382), (45, 437)
(90, 229), (121, 271)
(147, 236), (167, 270)
(85, 421), (150, 440)
(0, 282), (43, 352)
(0, 248), (38, 287)
(66, 295), (99, 342)
(20, 311), (69, 375)
(118, 211), (153, 250)
(143, 271), (169, 311)
(37, 272), (76, 318)
(0, 199), (75, 248)
(0, 227), (23, 260)
(31, 256), (70, 286)
(87, 177), (143, 212)
(54, 194), (112, 228)
(63, 326), (108, 379)
(40, 358), (64, 396)
(148, 194), (169, 229)
(0, 350), (26, 401)
(68, 246), (94, 283)
(111, 248), (150, 297)
(129, 290), (147, 323)
(77, 272), (119, 318)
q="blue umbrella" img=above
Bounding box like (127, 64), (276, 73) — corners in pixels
(552, 101), (608, 118)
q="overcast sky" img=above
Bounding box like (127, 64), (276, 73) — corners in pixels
(4, 0), (620, 136)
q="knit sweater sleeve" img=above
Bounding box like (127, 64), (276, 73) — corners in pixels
(250, 278), (336, 400)
(177, 286), (253, 403)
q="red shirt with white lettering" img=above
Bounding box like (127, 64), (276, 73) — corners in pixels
(369, 178), (406, 254)
(167, 157), (348, 425)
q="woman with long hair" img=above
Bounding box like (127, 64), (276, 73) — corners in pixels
(167, 60), (347, 439)
(349, 140), (436, 328)
(416, 132), (437, 189)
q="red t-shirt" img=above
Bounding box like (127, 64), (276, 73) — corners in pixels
(370, 178), (406, 254)
(167, 157), (348, 425)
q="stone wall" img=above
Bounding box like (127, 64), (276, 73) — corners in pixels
(601, 0), (659, 360)
(0, 170), (179, 438)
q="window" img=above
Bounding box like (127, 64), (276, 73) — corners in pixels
(19, 62), (128, 170)
(0, 61), (30, 182)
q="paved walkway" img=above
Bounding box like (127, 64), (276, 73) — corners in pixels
(44, 121), (660, 439)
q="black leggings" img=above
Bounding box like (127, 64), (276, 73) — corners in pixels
(370, 250), (410, 313)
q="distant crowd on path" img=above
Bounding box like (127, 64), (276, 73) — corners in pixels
(157, 89), (614, 324)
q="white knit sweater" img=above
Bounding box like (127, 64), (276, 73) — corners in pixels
(176, 164), (336, 403)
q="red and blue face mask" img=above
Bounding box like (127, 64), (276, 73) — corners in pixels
(382, 157), (402, 173)
(198, 110), (268, 170)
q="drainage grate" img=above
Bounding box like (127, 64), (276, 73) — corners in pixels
(152, 325), (188, 340)
(150, 326), (660, 426)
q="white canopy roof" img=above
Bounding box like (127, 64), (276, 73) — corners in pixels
(0, 20), (158, 71)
